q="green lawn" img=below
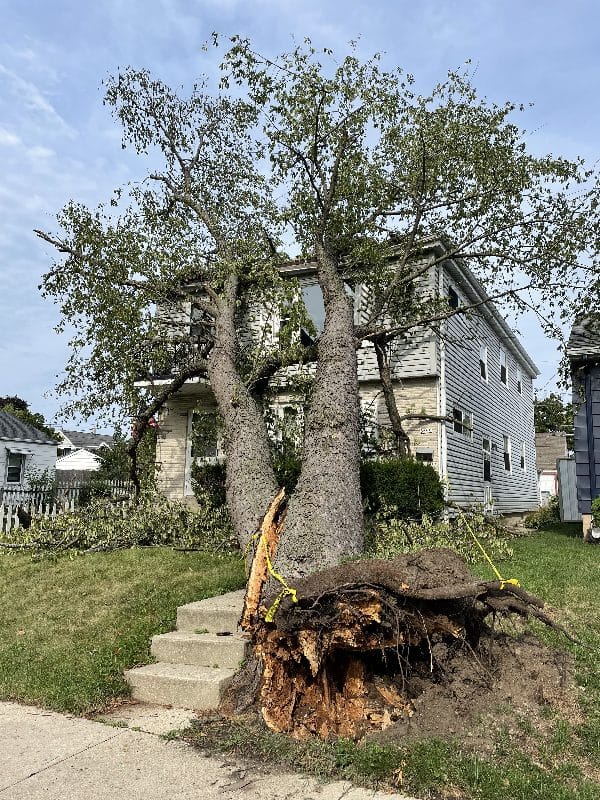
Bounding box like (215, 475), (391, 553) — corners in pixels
(1, 529), (599, 800)
(0, 547), (245, 714)
(185, 527), (600, 800)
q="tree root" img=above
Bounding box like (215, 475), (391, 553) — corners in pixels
(229, 536), (577, 740)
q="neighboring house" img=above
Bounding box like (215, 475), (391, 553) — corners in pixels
(146, 240), (540, 515)
(567, 316), (600, 537)
(0, 410), (57, 490)
(57, 430), (114, 459)
(55, 448), (102, 473)
(535, 431), (569, 506)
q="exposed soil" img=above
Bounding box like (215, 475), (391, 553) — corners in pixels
(224, 547), (580, 745)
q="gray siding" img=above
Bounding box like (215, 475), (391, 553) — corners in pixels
(442, 274), (538, 513)
(572, 365), (600, 514)
(0, 440), (57, 488)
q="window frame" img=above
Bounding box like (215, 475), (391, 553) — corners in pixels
(452, 407), (474, 440)
(503, 434), (511, 472)
(6, 452), (26, 484)
(479, 345), (488, 382)
(482, 437), (492, 483)
(499, 349), (508, 386)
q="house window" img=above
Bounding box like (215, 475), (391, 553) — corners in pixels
(500, 349), (507, 385)
(520, 442), (526, 471)
(479, 345), (488, 381)
(516, 368), (523, 395)
(6, 452), (26, 483)
(190, 411), (219, 459)
(453, 408), (473, 439)
(482, 438), (492, 482)
(503, 435), (511, 471)
(415, 449), (433, 463)
(448, 286), (459, 310)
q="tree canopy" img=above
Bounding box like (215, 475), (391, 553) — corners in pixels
(534, 393), (574, 434)
(36, 37), (600, 573)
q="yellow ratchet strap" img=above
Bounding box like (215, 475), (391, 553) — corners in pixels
(459, 511), (520, 590)
(243, 529), (298, 622)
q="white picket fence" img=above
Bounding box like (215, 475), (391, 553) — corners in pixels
(0, 480), (133, 535)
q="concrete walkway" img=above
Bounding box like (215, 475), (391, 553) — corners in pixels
(0, 702), (417, 800)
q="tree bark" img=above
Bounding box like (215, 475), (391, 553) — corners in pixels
(275, 244), (364, 577)
(373, 338), (411, 458)
(208, 275), (280, 550)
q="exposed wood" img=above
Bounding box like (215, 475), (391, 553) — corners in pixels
(240, 488), (287, 631)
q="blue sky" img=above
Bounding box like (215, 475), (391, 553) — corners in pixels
(1, 0), (598, 428)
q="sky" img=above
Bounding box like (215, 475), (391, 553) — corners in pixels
(1, 0), (598, 430)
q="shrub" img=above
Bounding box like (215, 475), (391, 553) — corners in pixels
(523, 496), (561, 529)
(360, 458), (444, 518)
(1, 492), (237, 555)
(191, 462), (227, 507)
(364, 507), (514, 564)
(592, 496), (600, 527)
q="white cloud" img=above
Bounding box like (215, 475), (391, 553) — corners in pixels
(0, 127), (21, 146)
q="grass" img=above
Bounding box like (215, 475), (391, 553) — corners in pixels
(0, 547), (245, 714)
(183, 525), (600, 800)
(1, 526), (599, 799)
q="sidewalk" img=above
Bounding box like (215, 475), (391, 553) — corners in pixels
(0, 702), (417, 800)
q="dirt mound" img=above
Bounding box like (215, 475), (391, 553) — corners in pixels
(226, 547), (577, 741)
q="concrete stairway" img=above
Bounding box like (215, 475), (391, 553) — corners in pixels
(125, 589), (247, 710)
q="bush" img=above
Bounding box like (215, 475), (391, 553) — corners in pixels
(191, 462), (227, 507)
(1, 492), (238, 555)
(360, 458), (444, 518)
(592, 496), (600, 527)
(523, 496), (561, 529)
(364, 507), (514, 564)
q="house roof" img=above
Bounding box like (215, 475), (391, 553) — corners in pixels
(567, 316), (600, 364)
(59, 430), (114, 450)
(0, 410), (57, 445)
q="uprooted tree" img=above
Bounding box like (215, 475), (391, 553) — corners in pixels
(37, 37), (600, 581)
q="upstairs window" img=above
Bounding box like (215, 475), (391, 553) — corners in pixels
(516, 368), (523, 395)
(503, 435), (511, 471)
(448, 286), (459, 310)
(500, 349), (508, 385)
(479, 345), (488, 381)
(453, 408), (474, 439)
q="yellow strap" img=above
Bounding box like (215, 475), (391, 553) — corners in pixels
(458, 511), (520, 590)
(243, 527), (298, 622)
(264, 537), (297, 621)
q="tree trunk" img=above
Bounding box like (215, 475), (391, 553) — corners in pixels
(208, 276), (279, 549)
(275, 245), (364, 577)
(373, 338), (411, 458)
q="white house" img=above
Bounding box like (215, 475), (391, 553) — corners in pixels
(56, 430), (114, 458)
(0, 410), (57, 490)
(55, 448), (102, 473)
(145, 241), (540, 516)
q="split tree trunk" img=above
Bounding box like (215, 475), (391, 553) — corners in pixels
(275, 244), (364, 577)
(208, 275), (279, 549)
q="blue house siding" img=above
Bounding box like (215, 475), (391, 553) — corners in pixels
(572, 364), (600, 514)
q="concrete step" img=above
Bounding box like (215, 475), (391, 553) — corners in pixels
(176, 589), (245, 634)
(125, 662), (235, 710)
(150, 631), (248, 669)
